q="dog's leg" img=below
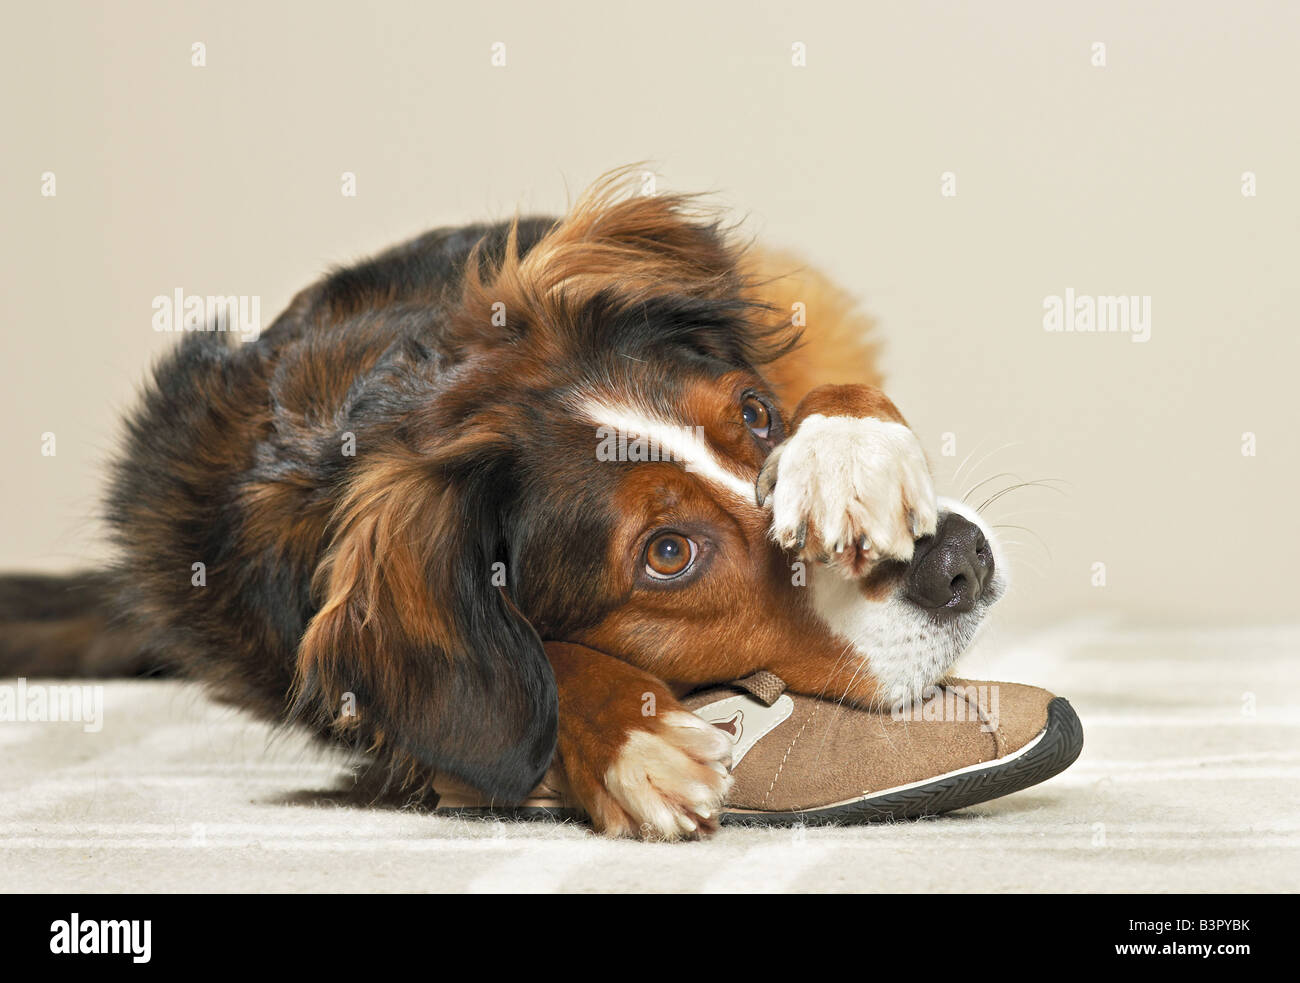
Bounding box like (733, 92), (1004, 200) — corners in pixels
(757, 383), (938, 578)
(545, 642), (733, 840)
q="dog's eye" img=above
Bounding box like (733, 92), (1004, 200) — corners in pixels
(645, 532), (696, 580)
(741, 395), (771, 439)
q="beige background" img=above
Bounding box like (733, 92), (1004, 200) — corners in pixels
(2, 0), (1296, 632)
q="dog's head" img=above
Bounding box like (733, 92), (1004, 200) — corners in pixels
(295, 174), (1006, 799)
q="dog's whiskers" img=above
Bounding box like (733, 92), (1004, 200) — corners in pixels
(814, 638), (859, 703)
(977, 478), (1068, 513)
(961, 471), (1025, 505)
(952, 441), (1022, 493)
(993, 542), (1047, 580)
(991, 522), (1053, 560)
(950, 436), (993, 489)
(809, 638), (867, 766)
(985, 506), (1078, 523)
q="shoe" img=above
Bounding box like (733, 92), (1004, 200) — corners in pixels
(687, 671), (1083, 825)
(432, 672), (1084, 826)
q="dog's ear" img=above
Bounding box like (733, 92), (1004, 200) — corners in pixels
(293, 432), (557, 801)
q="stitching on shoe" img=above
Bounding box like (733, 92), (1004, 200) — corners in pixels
(761, 699), (821, 809)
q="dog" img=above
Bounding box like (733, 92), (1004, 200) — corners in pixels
(0, 170), (1005, 839)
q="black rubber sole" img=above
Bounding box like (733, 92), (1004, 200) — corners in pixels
(437, 698), (1084, 829)
(723, 696), (1085, 827)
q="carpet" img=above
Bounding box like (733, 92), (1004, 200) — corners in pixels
(2, 619), (1296, 893)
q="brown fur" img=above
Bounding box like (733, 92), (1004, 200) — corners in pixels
(1, 168), (923, 832)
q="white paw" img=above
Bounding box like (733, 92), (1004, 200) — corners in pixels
(759, 414), (938, 575)
(602, 711), (734, 840)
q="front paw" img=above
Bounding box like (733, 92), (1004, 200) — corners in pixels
(604, 712), (733, 840)
(548, 643), (733, 840)
(562, 709), (733, 841)
(758, 412), (938, 577)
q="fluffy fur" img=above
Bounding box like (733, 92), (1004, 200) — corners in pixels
(0, 169), (1005, 837)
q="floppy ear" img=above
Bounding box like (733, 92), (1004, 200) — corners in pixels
(292, 439), (557, 801)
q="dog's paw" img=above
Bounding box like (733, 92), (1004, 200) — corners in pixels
(593, 711), (733, 841)
(758, 413), (937, 577)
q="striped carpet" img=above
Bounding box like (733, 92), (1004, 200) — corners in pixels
(2, 619), (1296, 893)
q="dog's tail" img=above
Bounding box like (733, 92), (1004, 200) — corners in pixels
(0, 571), (161, 677)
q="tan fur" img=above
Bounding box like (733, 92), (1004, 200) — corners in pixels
(741, 246), (884, 410)
(458, 168), (744, 349)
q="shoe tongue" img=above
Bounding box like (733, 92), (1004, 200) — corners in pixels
(732, 670), (786, 706)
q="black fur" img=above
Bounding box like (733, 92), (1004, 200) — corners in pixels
(0, 211), (780, 801)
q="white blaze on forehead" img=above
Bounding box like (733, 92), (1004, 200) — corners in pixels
(578, 397), (759, 506)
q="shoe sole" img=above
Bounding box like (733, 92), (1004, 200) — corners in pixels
(436, 698), (1084, 828)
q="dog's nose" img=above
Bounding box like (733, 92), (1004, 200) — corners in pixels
(904, 513), (993, 614)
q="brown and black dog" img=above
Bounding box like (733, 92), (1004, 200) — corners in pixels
(0, 171), (1005, 838)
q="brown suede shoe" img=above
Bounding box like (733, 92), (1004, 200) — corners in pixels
(433, 674), (1083, 826)
(685, 672), (1083, 825)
